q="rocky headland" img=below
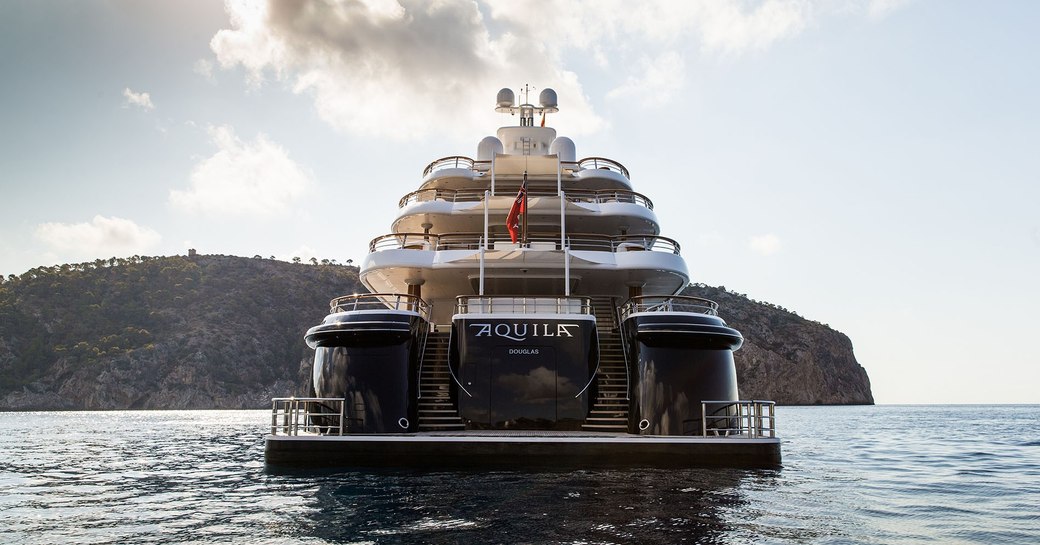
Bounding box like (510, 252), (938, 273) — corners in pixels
(0, 254), (872, 410)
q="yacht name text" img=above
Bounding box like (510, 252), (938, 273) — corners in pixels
(469, 323), (579, 342)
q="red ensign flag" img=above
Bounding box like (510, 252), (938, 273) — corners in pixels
(506, 179), (527, 243)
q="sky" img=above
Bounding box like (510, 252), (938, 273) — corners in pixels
(1, 0), (1037, 404)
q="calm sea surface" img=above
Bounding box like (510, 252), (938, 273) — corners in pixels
(1, 405), (1038, 544)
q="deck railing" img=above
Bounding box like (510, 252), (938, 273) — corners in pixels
(699, 400), (776, 438)
(270, 397), (345, 436)
(398, 187), (653, 209)
(419, 155), (629, 179)
(579, 157), (629, 179)
(368, 232), (680, 255)
(421, 156), (482, 177)
(329, 293), (431, 321)
(618, 295), (720, 321)
(456, 295), (593, 316)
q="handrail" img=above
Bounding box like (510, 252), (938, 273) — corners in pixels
(579, 157), (630, 179)
(369, 231), (680, 255)
(369, 233), (440, 252)
(455, 295), (593, 316)
(618, 295), (720, 322)
(329, 292), (431, 322)
(398, 187), (653, 210)
(699, 400), (776, 438)
(420, 155), (629, 179)
(422, 156), (476, 178)
(270, 397), (345, 436)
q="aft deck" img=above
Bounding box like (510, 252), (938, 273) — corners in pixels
(265, 397), (780, 468)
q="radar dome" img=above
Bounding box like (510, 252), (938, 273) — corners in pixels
(549, 137), (576, 162)
(538, 88), (558, 108)
(477, 136), (504, 161)
(496, 88), (515, 108)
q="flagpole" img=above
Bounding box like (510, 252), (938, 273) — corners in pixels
(481, 190), (488, 295)
(561, 189), (569, 296)
(522, 170), (528, 247)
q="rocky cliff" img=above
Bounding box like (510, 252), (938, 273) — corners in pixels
(684, 284), (874, 405)
(0, 255), (872, 409)
(0, 255), (358, 410)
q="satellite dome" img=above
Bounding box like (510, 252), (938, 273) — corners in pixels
(549, 137), (576, 162)
(538, 88), (558, 109)
(496, 88), (515, 108)
(477, 136), (504, 161)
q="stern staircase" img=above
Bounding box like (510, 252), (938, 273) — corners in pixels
(417, 331), (466, 431)
(582, 297), (630, 432)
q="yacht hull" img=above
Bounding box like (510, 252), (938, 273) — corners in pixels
(451, 316), (597, 431)
(309, 312), (427, 433)
(624, 313), (743, 436)
(265, 432), (781, 468)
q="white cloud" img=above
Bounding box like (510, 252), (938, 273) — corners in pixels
(693, 0), (814, 54)
(606, 51), (686, 107)
(123, 87), (155, 111)
(193, 58), (215, 81)
(868, 0), (914, 20)
(170, 125), (313, 218)
(209, 1), (911, 137)
(35, 216), (161, 257)
(209, 0), (605, 139)
(749, 233), (783, 256)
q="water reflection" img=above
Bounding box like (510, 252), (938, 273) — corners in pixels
(4, 407), (1038, 544)
(275, 466), (760, 544)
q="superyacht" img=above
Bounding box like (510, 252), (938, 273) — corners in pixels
(265, 87), (780, 467)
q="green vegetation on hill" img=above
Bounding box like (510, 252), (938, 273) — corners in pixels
(0, 255), (872, 409)
(0, 255), (362, 409)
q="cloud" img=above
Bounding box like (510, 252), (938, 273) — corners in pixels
(867, 0), (914, 20)
(123, 87), (155, 111)
(209, 1), (910, 138)
(193, 59), (215, 81)
(209, 0), (605, 139)
(606, 51), (686, 107)
(749, 233), (782, 256)
(692, 0), (814, 54)
(35, 216), (161, 257)
(170, 125), (313, 217)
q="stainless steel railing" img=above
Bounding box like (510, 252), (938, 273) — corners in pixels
(699, 400), (776, 438)
(328, 293), (431, 322)
(455, 295), (593, 316)
(419, 155), (629, 179)
(398, 187), (653, 209)
(270, 397), (345, 436)
(618, 295), (720, 322)
(579, 157), (629, 179)
(368, 232), (680, 255)
(421, 156), (487, 178)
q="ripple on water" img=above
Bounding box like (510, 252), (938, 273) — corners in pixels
(1, 407), (1039, 544)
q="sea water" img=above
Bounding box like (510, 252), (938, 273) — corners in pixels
(0, 405), (1037, 544)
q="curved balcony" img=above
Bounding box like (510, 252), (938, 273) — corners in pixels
(579, 157), (629, 179)
(329, 292), (431, 321)
(619, 295), (720, 321)
(420, 155), (629, 180)
(368, 232), (680, 255)
(399, 188), (653, 210)
(422, 156), (491, 178)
